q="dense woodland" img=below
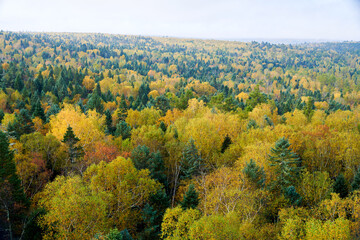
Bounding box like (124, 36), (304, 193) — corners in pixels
(1, 31), (360, 239)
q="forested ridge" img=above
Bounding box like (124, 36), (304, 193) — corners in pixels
(1, 31), (360, 239)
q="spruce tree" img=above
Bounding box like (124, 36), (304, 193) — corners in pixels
(243, 159), (266, 188)
(115, 120), (131, 140)
(8, 109), (34, 139)
(0, 131), (29, 239)
(62, 126), (84, 163)
(159, 121), (167, 133)
(104, 109), (114, 135)
(0, 109), (4, 122)
(32, 100), (46, 122)
(303, 97), (315, 121)
(180, 138), (203, 179)
(268, 137), (302, 192)
(351, 168), (360, 191)
(333, 174), (348, 198)
(180, 184), (199, 210)
(220, 135), (232, 153)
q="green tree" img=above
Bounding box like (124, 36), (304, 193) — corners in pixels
(268, 137), (302, 193)
(351, 168), (360, 191)
(131, 145), (167, 186)
(220, 135), (232, 153)
(180, 184), (199, 210)
(62, 126), (84, 164)
(0, 131), (29, 240)
(0, 109), (4, 122)
(159, 121), (167, 133)
(8, 109), (34, 139)
(180, 138), (203, 179)
(243, 159), (266, 189)
(303, 97), (315, 121)
(105, 109), (115, 135)
(31, 100), (46, 122)
(115, 120), (131, 140)
(333, 174), (348, 198)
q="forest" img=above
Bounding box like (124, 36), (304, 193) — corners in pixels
(0, 31), (360, 239)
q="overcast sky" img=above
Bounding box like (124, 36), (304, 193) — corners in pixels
(0, 0), (359, 41)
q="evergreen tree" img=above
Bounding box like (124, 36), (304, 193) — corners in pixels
(32, 100), (46, 122)
(104, 109), (114, 135)
(87, 92), (104, 113)
(351, 168), (360, 191)
(268, 137), (302, 192)
(62, 126), (84, 163)
(333, 174), (349, 198)
(8, 109), (34, 139)
(14, 74), (23, 91)
(247, 119), (258, 130)
(180, 184), (199, 210)
(131, 146), (167, 186)
(45, 104), (60, 120)
(303, 97), (315, 121)
(0, 109), (4, 122)
(243, 159), (266, 189)
(115, 120), (131, 140)
(180, 138), (203, 179)
(159, 121), (167, 133)
(284, 186), (302, 206)
(138, 190), (169, 239)
(220, 135), (232, 153)
(0, 131), (29, 239)
(264, 115), (274, 127)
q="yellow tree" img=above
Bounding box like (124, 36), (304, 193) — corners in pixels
(83, 157), (160, 231)
(37, 175), (107, 240)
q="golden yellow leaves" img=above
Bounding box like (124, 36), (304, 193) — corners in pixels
(48, 104), (105, 151)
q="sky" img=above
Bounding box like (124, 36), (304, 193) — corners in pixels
(0, 0), (359, 41)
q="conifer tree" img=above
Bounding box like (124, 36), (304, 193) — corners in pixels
(303, 97), (315, 121)
(115, 120), (131, 140)
(220, 135), (232, 153)
(159, 121), (167, 133)
(104, 109), (114, 135)
(268, 137), (302, 192)
(180, 184), (199, 210)
(333, 174), (348, 198)
(351, 168), (360, 191)
(32, 100), (46, 122)
(8, 109), (34, 139)
(62, 126), (84, 163)
(0, 131), (29, 240)
(180, 138), (203, 179)
(243, 159), (266, 188)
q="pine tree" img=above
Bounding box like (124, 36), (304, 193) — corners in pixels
(159, 121), (167, 133)
(115, 120), (131, 140)
(303, 97), (315, 121)
(32, 100), (46, 122)
(104, 109), (114, 135)
(180, 184), (199, 210)
(247, 119), (258, 130)
(0, 109), (4, 122)
(0, 131), (29, 239)
(243, 159), (266, 188)
(62, 126), (84, 163)
(220, 135), (232, 153)
(268, 137), (302, 192)
(131, 146), (167, 186)
(8, 109), (34, 139)
(351, 168), (360, 191)
(333, 174), (348, 198)
(284, 186), (302, 206)
(180, 138), (203, 179)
